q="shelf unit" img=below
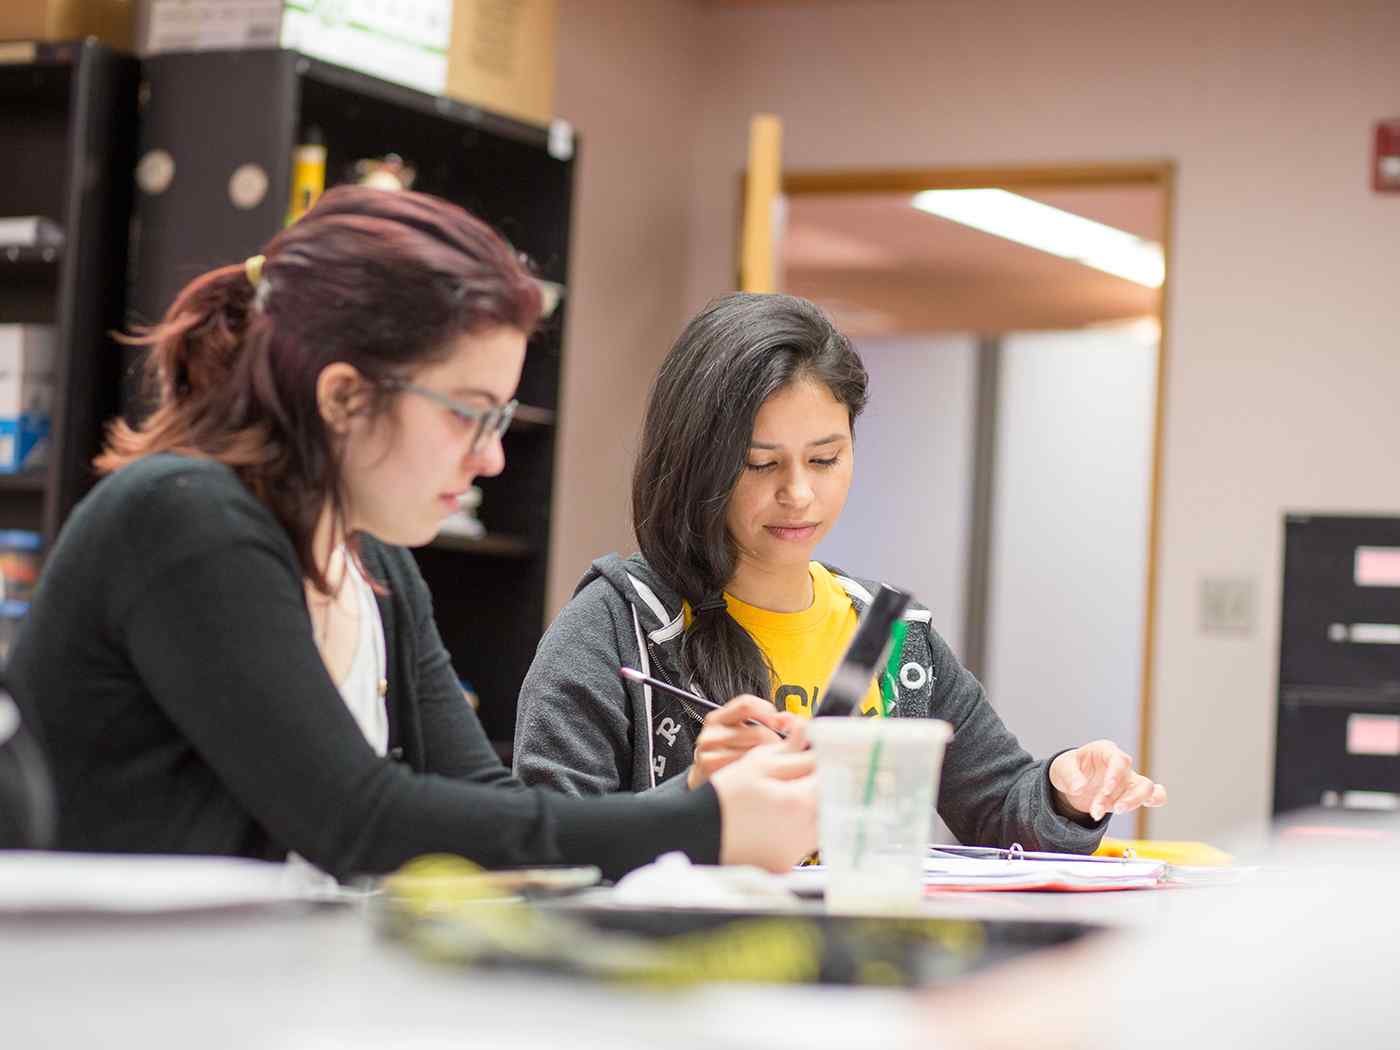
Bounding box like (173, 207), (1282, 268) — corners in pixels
(127, 49), (575, 749)
(0, 40), (138, 543)
(428, 532), (537, 558)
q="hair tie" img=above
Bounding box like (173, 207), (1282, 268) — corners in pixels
(243, 254), (266, 286)
(693, 594), (728, 615)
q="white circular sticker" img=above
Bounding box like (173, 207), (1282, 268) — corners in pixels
(135, 149), (175, 196)
(899, 662), (928, 690)
(228, 163), (269, 211)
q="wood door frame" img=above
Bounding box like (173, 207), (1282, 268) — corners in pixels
(778, 161), (1175, 838)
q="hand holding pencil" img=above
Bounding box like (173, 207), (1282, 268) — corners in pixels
(686, 695), (802, 790)
(617, 667), (801, 790)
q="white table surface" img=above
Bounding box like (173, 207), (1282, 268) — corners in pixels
(0, 873), (1249, 1050)
(0, 900), (939, 1050)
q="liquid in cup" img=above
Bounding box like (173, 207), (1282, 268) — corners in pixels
(807, 718), (953, 914)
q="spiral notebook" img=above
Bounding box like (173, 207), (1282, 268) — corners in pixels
(920, 845), (1167, 892)
(787, 845), (1167, 896)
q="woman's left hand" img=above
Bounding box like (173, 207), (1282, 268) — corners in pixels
(1048, 740), (1167, 821)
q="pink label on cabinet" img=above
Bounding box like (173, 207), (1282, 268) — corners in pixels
(1355, 547), (1400, 586)
(1347, 714), (1400, 756)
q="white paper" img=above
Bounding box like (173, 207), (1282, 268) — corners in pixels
(788, 850), (1169, 895)
(0, 852), (323, 913)
(921, 853), (1165, 889)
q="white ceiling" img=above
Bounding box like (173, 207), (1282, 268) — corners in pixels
(780, 186), (1165, 336)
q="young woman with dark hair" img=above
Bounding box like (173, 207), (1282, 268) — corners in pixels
(5, 189), (816, 881)
(514, 292), (1165, 852)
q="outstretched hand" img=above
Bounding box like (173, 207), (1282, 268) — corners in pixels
(1048, 740), (1166, 822)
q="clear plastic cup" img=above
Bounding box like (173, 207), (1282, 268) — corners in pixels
(807, 718), (953, 914)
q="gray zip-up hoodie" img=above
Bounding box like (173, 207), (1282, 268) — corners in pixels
(514, 553), (1107, 852)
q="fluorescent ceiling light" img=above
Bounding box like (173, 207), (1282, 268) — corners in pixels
(910, 188), (1165, 288)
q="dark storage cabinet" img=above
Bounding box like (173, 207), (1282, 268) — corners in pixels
(0, 40), (138, 543)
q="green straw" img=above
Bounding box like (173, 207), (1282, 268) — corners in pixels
(879, 619), (907, 717)
(851, 733), (883, 871)
(852, 619), (904, 870)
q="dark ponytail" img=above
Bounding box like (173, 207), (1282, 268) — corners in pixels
(631, 293), (868, 704)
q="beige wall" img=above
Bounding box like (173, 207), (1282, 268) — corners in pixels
(546, 0), (714, 613)
(553, 0), (1400, 840)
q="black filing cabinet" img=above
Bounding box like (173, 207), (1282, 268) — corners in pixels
(1275, 515), (1400, 814)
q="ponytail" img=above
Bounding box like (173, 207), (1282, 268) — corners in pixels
(633, 488), (775, 701)
(101, 261), (271, 472)
(681, 600), (776, 704)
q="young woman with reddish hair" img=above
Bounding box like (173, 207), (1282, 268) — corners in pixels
(5, 187), (815, 880)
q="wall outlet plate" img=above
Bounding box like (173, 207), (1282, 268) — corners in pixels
(1200, 577), (1255, 634)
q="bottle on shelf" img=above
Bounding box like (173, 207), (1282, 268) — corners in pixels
(285, 127), (327, 226)
(436, 486), (486, 541)
(0, 528), (41, 668)
(351, 153), (417, 192)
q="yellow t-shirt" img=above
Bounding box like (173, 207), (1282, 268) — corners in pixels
(686, 563), (883, 718)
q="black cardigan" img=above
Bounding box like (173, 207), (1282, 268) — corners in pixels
(6, 454), (720, 881)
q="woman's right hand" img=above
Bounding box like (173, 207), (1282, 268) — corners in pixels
(710, 722), (817, 873)
(687, 694), (799, 789)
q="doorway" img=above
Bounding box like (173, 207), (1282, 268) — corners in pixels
(775, 164), (1173, 836)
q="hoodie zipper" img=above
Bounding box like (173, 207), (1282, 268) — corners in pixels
(645, 639), (709, 725)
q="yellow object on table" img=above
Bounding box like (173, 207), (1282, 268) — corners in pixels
(1095, 837), (1234, 867)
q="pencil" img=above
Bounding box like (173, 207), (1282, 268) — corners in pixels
(618, 667), (787, 740)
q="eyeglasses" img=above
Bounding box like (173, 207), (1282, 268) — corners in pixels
(381, 378), (518, 452)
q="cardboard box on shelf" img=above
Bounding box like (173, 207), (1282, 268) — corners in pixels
(135, 0), (454, 96)
(134, 0), (288, 55)
(0, 0), (134, 48)
(131, 0), (555, 125)
(0, 326), (56, 475)
(445, 0), (555, 127)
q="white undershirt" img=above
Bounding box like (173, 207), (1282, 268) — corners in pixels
(335, 555), (389, 756)
(286, 553), (388, 886)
